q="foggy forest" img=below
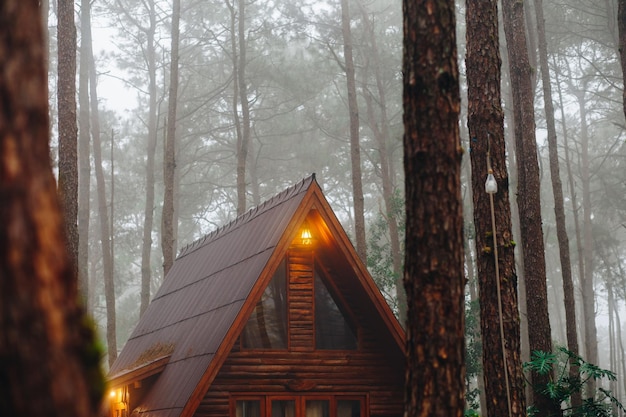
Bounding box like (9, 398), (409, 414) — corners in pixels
(2, 0), (626, 415)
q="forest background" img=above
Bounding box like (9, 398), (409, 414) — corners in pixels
(42, 0), (626, 412)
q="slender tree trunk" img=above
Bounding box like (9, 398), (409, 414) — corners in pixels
(616, 298), (626, 413)
(57, 0), (78, 276)
(403, 1), (465, 416)
(140, 0), (159, 315)
(534, 0), (581, 407)
(249, 139), (261, 206)
(89, 54), (116, 367)
(575, 89), (598, 395)
(0, 2), (103, 414)
(162, 0), (180, 277)
(77, 0), (91, 305)
(226, 0), (243, 209)
(553, 58), (586, 357)
(358, 2), (406, 322)
(340, 0), (366, 262)
(619, 0), (626, 120)
(608, 281), (618, 415)
(501, 0), (559, 415)
(236, 0), (251, 216)
(466, 1), (527, 416)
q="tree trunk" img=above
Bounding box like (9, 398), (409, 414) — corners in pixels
(501, 0), (559, 415)
(140, 0), (159, 316)
(358, 3), (406, 323)
(619, 0), (626, 120)
(608, 281), (618, 415)
(77, 0), (92, 306)
(0, 1), (103, 414)
(534, 0), (581, 408)
(236, 0), (251, 216)
(89, 55), (117, 367)
(553, 57), (586, 356)
(466, 1), (527, 416)
(57, 0), (79, 277)
(403, 1), (465, 416)
(575, 88), (598, 395)
(340, 0), (367, 263)
(162, 0), (180, 277)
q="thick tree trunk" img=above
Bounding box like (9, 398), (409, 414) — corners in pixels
(501, 0), (559, 415)
(403, 1), (465, 416)
(0, 1), (103, 414)
(78, 0), (92, 306)
(140, 0), (159, 315)
(466, 1), (526, 416)
(57, 0), (79, 276)
(341, 0), (367, 263)
(534, 0), (581, 408)
(162, 0), (180, 277)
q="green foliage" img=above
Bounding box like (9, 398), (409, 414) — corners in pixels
(366, 190), (405, 316)
(524, 347), (625, 416)
(80, 314), (107, 407)
(464, 409), (481, 417)
(464, 298), (482, 411)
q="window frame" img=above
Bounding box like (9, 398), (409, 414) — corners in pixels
(231, 394), (367, 417)
(313, 261), (359, 351)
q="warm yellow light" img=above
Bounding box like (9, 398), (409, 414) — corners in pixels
(110, 390), (117, 398)
(300, 227), (313, 245)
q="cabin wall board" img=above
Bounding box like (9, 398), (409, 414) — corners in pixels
(195, 249), (404, 417)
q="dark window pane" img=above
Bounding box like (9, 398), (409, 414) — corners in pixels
(306, 400), (329, 417)
(242, 259), (288, 349)
(271, 400), (295, 417)
(236, 400), (261, 417)
(314, 271), (357, 350)
(337, 400), (360, 417)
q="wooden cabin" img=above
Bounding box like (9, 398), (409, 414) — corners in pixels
(107, 175), (405, 417)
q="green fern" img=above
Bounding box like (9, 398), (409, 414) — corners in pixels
(524, 347), (625, 417)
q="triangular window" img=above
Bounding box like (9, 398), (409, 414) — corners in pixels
(241, 259), (288, 349)
(314, 270), (357, 350)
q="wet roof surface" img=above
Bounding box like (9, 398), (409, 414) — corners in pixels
(109, 175), (316, 417)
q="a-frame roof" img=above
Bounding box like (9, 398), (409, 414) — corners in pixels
(108, 175), (404, 417)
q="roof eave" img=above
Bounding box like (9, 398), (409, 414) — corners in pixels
(108, 355), (172, 390)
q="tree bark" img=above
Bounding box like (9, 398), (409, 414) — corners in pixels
(162, 0), (180, 277)
(236, 0), (251, 216)
(77, 0), (92, 306)
(501, 0), (559, 415)
(534, 0), (581, 408)
(140, 0), (159, 315)
(466, 1), (527, 416)
(403, 1), (465, 416)
(89, 56), (117, 367)
(341, 0), (367, 263)
(0, 1), (103, 414)
(57, 0), (79, 277)
(553, 57), (586, 357)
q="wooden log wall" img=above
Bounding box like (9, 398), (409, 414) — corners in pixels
(194, 249), (404, 417)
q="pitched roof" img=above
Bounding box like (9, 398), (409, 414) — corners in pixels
(108, 175), (404, 417)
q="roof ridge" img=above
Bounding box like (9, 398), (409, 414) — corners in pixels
(176, 174), (316, 259)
